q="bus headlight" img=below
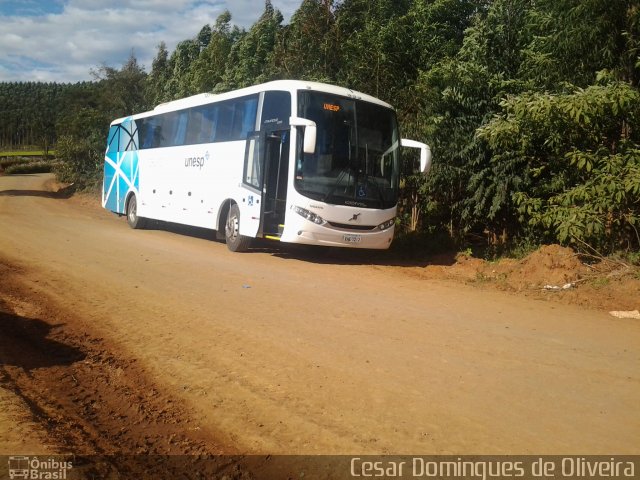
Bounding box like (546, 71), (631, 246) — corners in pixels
(293, 206), (326, 225)
(378, 218), (395, 230)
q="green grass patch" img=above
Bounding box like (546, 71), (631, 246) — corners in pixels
(0, 150), (55, 157)
(589, 277), (611, 288)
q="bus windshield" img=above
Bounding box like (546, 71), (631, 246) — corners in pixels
(295, 91), (400, 209)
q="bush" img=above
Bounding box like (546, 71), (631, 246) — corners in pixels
(0, 157), (31, 170)
(53, 134), (103, 189)
(478, 80), (640, 253)
(4, 160), (59, 174)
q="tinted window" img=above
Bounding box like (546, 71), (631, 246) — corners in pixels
(107, 125), (119, 153)
(214, 95), (259, 142)
(158, 112), (178, 148)
(262, 91), (291, 129)
(138, 117), (162, 149)
(134, 94), (259, 149)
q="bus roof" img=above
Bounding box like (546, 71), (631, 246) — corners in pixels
(110, 80), (394, 125)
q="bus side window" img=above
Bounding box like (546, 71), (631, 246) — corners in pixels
(173, 111), (188, 146)
(244, 135), (261, 189)
(127, 120), (139, 151)
(107, 125), (120, 153)
(186, 108), (202, 145)
(261, 91), (290, 129)
(238, 97), (258, 139)
(138, 117), (157, 149)
(118, 120), (138, 152)
(159, 112), (177, 148)
(200, 105), (217, 143)
(214, 103), (233, 141)
(215, 95), (259, 142)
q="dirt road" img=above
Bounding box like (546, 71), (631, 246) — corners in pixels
(0, 173), (638, 459)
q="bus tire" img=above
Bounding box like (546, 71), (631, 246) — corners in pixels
(126, 194), (146, 229)
(225, 204), (251, 252)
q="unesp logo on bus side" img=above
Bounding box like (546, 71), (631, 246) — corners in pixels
(7, 456), (72, 479)
(184, 151), (209, 169)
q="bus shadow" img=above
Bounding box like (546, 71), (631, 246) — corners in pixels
(142, 220), (219, 241)
(269, 244), (457, 268)
(137, 222), (456, 268)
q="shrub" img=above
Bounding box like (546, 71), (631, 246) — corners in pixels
(0, 157), (31, 170)
(53, 134), (103, 189)
(478, 80), (640, 253)
(4, 160), (59, 174)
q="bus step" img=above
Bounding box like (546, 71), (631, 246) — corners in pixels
(264, 234), (281, 241)
(278, 224), (285, 235)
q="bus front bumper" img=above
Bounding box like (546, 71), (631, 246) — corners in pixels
(281, 225), (395, 249)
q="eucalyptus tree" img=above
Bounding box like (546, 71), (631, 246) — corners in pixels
(147, 42), (171, 105)
(268, 0), (337, 82)
(220, 0), (283, 90)
(188, 11), (239, 93)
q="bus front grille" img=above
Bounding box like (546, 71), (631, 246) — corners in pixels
(327, 222), (377, 231)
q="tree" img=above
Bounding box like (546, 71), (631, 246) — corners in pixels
(91, 50), (149, 116)
(188, 11), (237, 93)
(147, 42), (171, 105)
(479, 81), (640, 251)
(334, 0), (413, 101)
(269, 0), (337, 82)
(519, 0), (640, 89)
(165, 39), (201, 99)
(221, 1), (283, 90)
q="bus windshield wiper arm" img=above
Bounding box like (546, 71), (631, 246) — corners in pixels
(359, 144), (385, 208)
(322, 164), (355, 203)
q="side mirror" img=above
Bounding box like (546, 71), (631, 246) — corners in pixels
(290, 116), (317, 154)
(401, 139), (432, 174)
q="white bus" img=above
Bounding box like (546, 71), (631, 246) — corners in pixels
(102, 80), (431, 251)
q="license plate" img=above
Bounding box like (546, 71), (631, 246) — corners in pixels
(343, 234), (361, 243)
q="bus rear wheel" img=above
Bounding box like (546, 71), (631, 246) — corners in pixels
(225, 204), (251, 252)
(126, 194), (146, 229)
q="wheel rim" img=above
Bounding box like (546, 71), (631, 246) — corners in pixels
(226, 212), (239, 241)
(128, 198), (136, 223)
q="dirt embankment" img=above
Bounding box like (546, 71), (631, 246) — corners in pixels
(416, 244), (640, 312)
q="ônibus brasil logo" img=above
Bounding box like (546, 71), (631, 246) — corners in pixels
(7, 457), (72, 479)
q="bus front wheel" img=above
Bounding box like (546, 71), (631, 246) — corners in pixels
(126, 194), (146, 229)
(225, 204), (251, 252)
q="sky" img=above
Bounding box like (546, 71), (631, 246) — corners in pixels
(0, 0), (302, 83)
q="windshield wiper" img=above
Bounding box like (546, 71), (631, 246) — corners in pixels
(322, 164), (356, 203)
(357, 144), (386, 208)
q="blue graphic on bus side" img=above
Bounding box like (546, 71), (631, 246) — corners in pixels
(103, 119), (139, 214)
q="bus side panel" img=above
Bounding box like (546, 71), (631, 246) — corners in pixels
(102, 124), (120, 212)
(103, 151), (118, 212)
(136, 141), (245, 230)
(118, 151), (139, 212)
(103, 120), (140, 215)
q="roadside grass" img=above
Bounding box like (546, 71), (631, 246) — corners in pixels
(1, 150), (58, 174)
(0, 150), (56, 157)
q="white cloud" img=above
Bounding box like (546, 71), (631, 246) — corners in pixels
(0, 0), (302, 83)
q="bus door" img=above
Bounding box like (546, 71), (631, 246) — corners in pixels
(240, 132), (263, 238)
(261, 128), (290, 237)
(258, 91), (292, 239)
